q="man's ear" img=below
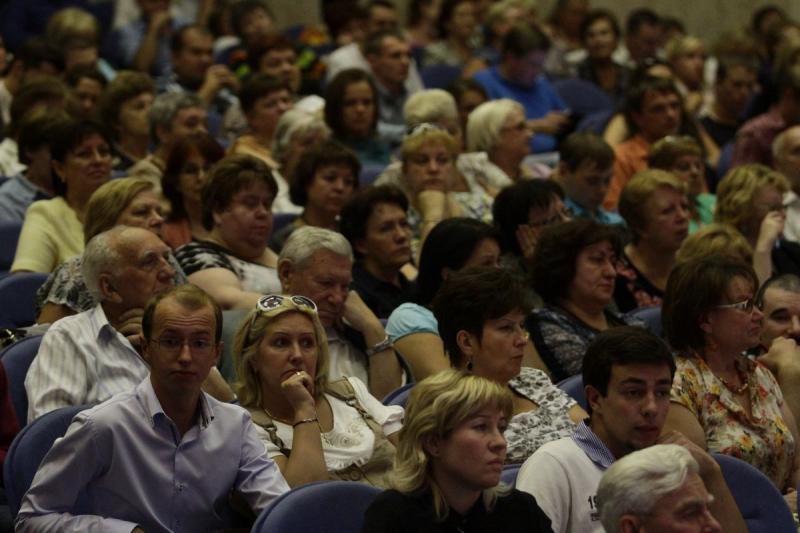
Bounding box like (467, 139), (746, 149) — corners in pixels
(619, 514), (642, 533)
(585, 384), (603, 416)
(98, 272), (122, 304)
(698, 312), (712, 334)
(277, 259), (293, 291)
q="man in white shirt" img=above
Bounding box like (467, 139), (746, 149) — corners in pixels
(16, 284), (290, 532)
(278, 226), (403, 399)
(516, 326), (744, 533)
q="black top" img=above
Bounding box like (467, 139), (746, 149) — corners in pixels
(699, 115), (739, 149)
(361, 488), (553, 533)
(352, 261), (416, 319)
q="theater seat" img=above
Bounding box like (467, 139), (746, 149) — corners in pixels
(556, 374), (586, 410)
(0, 334), (44, 424)
(0, 272), (49, 328)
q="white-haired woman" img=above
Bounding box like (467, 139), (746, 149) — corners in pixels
(270, 109), (331, 214)
(234, 294), (402, 488)
(376, 89), (511, 197)
(362, 370), (553, 532)
(467, 98), (551, 182)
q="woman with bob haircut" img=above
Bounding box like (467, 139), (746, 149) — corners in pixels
(615, 169), (690, 313)
(648, 135), (715, 233)
(527, 219), (640, 381)
(324, 68), (390, 166)
(362, 369), (553, 532)
(234, 294), (402, 488)
(662, 255), (800, 494)
(715, 163), (800, 284)
(433, 266), (585, 463)
(35, 177), (183, 324)
(675, 223), (753, 266)
(175, 154), (281, 310)
(386, 218), (501, 381)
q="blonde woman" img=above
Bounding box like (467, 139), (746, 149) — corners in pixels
(715, 163), (796, 284)
(362, 370), (553, 532)
(664, 35), (708, 115)
(675, 223), (754, 266)
(234, 294), (401, 488)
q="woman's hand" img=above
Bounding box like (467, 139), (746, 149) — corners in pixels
(281, 370), (317, 421)
(755, 210), (786, 252)
(516, 224), (542, 266)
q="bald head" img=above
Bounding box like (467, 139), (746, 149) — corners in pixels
(773, 126), (800, 189)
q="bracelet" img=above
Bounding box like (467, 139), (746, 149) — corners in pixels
(366, 335), (393, 357)
(292, 417), (319, 427)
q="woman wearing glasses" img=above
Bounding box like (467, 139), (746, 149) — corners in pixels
(614, 169), (690, 313)
(662, 255), (800, 495)
(233, 295), (402, 488)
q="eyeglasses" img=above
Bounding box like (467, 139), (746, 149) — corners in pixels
(150, 336), (215, 354)
(529, 207), (571, 228)
(249, 294), (319, 332)
(715, 298), (755, 313)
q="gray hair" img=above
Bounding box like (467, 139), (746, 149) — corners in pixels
(466, 98), (522, 152)
(403, 89), (459, 130)
(82, 226), (129, 299)
(597, 444), (699, 532)
(271, 109), (331, 165)
(278, 226), (353, 271)
(149, 91), (205, 141)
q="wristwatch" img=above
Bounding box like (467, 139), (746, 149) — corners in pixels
(366, 335), (393, 357)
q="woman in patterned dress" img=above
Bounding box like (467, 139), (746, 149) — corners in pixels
(433, 266), (587, 464)
(662, 255), (800, 496)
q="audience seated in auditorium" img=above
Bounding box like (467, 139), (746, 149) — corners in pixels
(96, 71), (155, 172)
(234, 294), (401, 487)
(422, 0), (481, 72)
(576, 10), (629, 104)
(517, 326), (745, 533)
(10, 118), (112, 274)
(160, 132), (225, 248)
(433, 266), (585, 463)
(15, 285), (289, 532)
(663, 256), (800, 505)
(698, 56), (758, 149)
(175, 154), (281, 309)
(597, 444), (722, 533)
(773, 126), (800, 242)
(473, 24), (569, 154)
(615, 170), (689, 313)
(386, 218), (499, 381)
(527, 219), (639, 381)
(553, 132), (621, 225)
(277, 226), (403, 399)
(340, 185), (416, 319)
(362, 369), (554, 533)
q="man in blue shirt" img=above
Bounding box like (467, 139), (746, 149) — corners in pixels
(16, 284), (290, 532)
(472, 24), (569, 154)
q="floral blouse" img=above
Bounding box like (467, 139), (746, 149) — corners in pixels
(614, 251), (663, 314)
(505, 367), (580, 464)
(671, 355), (796, 490)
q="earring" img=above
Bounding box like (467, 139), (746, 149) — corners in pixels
(466, 359), (473, 372)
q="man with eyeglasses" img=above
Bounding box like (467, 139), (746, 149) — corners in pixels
(16, 284), (289, 532)
(25, 226), (233, 422)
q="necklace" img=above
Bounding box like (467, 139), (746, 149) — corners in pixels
(718, 364), (749, 395)
(262, 405), (294, 425)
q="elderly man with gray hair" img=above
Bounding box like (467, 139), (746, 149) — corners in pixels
(278, 226), (404, 399)
(597, 444), (721, 533)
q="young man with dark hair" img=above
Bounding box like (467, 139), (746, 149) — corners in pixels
(699, 56), (758, 148)
(516, 326), (745, 533)
(616, 8), (662, 68)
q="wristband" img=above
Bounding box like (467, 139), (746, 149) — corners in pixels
(366, 335), (393, 357)
(292, 417), (319, 427)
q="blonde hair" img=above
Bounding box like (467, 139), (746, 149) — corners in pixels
(618, 169), (687, 242)
(664, 35), (704, 62)
(648, 135), (702, 169)
(401, 127), (459, 160)
(403, 89), (459, 130)
(676, 223), (754, 265)
(392, 370), (513, 521)
(233, 299), (330, 408)
(83, 178), (156, 244)
(466, 98), (522, 152)
(715, 164), (790, 232)
(45, 7), (100, 46)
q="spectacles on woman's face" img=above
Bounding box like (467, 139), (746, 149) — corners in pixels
(715, 297), (755, 313)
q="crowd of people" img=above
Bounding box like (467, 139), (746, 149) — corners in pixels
(1, 0), (800, 531)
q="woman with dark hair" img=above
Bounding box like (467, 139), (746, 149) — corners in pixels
(527, 219), (639, 381)
(175, 154), (281, 310)
(386, 218), (500, 380)
(11, 118), (113, 273)
(662, 256), (800, 496)
(492, 179), (569, 273)
(422, 0), (478, 69)
(362, 370), (553, 532)
(543, 0), (589, 77)
(269, 139), (360, 252)
(433, 267), (586, 463)
(448, 78), (487, 141)
(406, 0), (440, 48)
(96, 70), (154, 171)
(576, 9), (629, 103)
(161, 132), (226, 249)
(324, 68), (390, 166)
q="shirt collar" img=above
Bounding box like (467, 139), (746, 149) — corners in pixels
(88, 304), (116, 341)
(136, 377), (214, 430)
(572, 420), (616, 469)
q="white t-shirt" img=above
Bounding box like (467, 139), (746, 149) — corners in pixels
(516, 436), (605, 533)
(255, 376), (403, 471)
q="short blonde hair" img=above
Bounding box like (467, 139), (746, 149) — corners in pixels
(45, 7), (100, 45)
(664, 35), (704, 62)
(466, 98), (522, 152)
(400, 127), (459, 161)
(403, 89), (459, 129)
(715, 164), (790, 232)
(618, 169), (687, 243)
(392, 370), (513, 521)
(648, 135), (702, 169)
(83, 178), (156, 244)
(233, 297), (330, 408)
(675, 223), (754, 265)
